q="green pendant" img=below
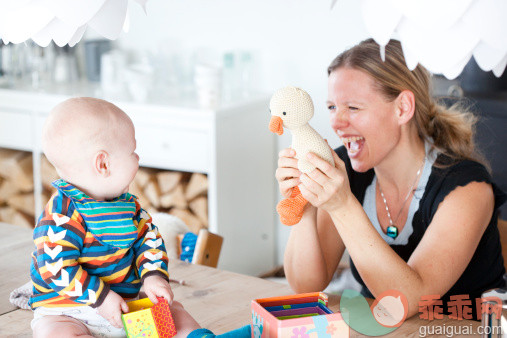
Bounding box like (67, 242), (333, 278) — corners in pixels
(387, 225), (398, 238)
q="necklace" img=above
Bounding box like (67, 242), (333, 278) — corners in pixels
(377, 159), (425, 239)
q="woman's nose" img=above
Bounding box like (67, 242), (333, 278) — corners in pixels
(330, 110), (349, 130)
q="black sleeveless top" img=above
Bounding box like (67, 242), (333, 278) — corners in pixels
(335, 146), (507, 316)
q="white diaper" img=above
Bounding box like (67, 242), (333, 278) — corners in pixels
(32, 306), (126, 338)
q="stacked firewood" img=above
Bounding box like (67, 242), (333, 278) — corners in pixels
(0, 148), (209, 232)
(0, 149), (36, 228)
(129, 168), (209, 233)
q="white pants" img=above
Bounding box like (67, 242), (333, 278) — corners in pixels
(32, 306), (126, 338)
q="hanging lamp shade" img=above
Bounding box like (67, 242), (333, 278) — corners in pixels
(332, 0), (507, 79)
(0, 0), (148, 47)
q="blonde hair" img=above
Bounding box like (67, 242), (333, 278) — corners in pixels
(328, 39), (486, 167)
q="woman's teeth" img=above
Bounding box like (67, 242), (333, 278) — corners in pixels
(342, 136), (364, 153)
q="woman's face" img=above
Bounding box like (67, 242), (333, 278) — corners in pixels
(327, 67), (400, 172)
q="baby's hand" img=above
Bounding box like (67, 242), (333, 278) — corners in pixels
(97, 291), (129, 328)
(143, 275), (174, 305)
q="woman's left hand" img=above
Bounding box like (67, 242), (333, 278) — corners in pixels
(299, 148), (352, 213)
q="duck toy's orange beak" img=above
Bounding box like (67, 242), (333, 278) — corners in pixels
(269, 116), (284, 135)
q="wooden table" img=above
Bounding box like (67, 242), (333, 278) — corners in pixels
(0, 222), (482, 337)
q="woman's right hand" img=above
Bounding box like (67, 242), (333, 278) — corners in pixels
(275, 148), (301, 198)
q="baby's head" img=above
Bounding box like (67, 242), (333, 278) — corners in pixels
(42, 97), (139, 201)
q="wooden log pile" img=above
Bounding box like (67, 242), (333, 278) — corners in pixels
(0, 149), (209, 233)
(130, 168), (209, 233)
(0, 149), (35, 228)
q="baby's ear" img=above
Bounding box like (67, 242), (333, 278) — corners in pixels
(94, 151), (110, 176)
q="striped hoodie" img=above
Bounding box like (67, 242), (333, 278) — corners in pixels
(29, 179), (169, 309)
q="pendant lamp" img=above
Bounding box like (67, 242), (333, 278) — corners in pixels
(0, 0), (148, 47)
(332, 0), (507, 79)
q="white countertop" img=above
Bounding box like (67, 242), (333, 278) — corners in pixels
(0, 79), (269, 117)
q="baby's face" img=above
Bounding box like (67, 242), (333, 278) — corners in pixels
(105, 119), (139, 199)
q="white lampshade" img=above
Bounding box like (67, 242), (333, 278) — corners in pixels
(0, 0), (148, 47)
(333, 0), (507, 79)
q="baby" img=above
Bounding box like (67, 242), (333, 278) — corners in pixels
(29, 97), (201, 337)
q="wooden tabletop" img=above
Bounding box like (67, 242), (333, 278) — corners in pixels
(0, 222), (34, 315)
(0, 222), (483, 337)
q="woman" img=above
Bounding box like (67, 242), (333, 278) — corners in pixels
(279, 39), (506, 318)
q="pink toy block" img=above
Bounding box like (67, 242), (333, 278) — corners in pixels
(251, 292), (349, 337)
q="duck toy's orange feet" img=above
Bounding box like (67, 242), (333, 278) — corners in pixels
(277, 187), (308, 226)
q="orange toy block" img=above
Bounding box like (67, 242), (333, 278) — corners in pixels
(122, 297), (177, 338)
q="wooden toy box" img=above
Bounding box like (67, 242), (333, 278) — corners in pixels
(251, 292), (349, 337)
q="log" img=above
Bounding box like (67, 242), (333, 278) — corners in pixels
(0, 207), (33, 228)
(0, 148), (18, 167)
(134, 168), (154, 188)
(0, 180), (18, 204)
(40, 190), (52, 211)
(169, 208), (204, 234)
(144, 180), (161, 208)
(189, 196), (208, 226)
(157, 171), (183, 194)
(0, 150), (33, 192)
(16, 154), (34, 192)
(7, 193), (35, 217)
(185, 173), (208, 201)
(160, 185), (187, 209)
(41, 156), (59, 190)
(129, 181), (151, 208)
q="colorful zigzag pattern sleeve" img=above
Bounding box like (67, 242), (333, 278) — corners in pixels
(132, 202), (170, 283)
(32, 203), (110, 308)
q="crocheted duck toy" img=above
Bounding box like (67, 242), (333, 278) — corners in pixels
(269, 86), (334, 225)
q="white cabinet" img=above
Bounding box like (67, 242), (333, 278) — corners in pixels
(0, 87), (277, 276)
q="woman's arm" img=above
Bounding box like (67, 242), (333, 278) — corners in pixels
(284, 206), (345, 292)
(301, 151), (495, 317)
(277, 148), (345, 292)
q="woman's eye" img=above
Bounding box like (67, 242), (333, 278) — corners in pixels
(349, 106), (359, 111)
(327, 105), (336, 111)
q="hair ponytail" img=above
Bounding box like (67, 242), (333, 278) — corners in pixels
(422, 101), (487, 166)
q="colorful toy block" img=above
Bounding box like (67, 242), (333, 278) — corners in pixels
(122, 297), (177, 338)
(251, 292), (349, 337)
